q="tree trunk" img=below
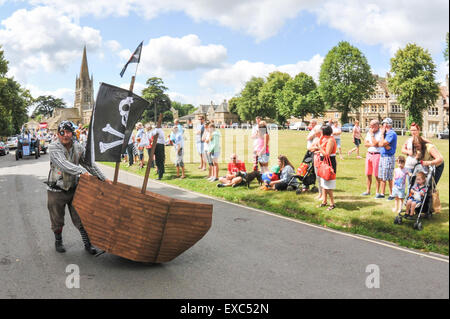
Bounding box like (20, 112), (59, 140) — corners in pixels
(341, 110), (349, 124)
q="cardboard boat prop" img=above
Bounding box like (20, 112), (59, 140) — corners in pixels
(72, 175), (212, 263)
(72, 82), (213, 263)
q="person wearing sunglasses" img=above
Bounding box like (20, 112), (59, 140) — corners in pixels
(46, 121), (112, 255)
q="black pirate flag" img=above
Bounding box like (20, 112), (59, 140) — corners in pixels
(86, 82), (149, 164)
(120, 41), (143, 77)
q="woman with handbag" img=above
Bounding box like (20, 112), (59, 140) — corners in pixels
(317, 125), (337, 210)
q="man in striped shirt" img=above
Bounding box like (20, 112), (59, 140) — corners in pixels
(47, 121), (112, 254)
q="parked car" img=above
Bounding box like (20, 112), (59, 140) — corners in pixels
(6, 136), (18, 149)
(240, 123), (251, 129)
(289, 122), (308, 130)
(437, 128), (449, 139)
(341, 123), (354, 132)
(0, 142), (10, 156)
(267, 123), (279, 130)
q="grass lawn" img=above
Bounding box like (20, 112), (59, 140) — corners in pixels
(104, 129), (449, 255)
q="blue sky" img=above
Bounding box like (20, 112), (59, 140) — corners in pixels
(0, 0), (448, 112)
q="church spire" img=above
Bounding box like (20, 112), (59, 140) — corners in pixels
(80, 45), (89, 79)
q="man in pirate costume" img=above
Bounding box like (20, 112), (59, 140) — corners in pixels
(46, 121), (112, 254)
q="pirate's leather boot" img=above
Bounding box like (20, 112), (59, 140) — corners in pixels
(79, 225), (97, 255)
(54, 232), (66, 253)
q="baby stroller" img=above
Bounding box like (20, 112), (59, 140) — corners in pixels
(394, 163), (435, 230)
(286, 150), (316, 194)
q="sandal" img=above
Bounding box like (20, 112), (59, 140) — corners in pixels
(317, 203), (327, 208)
(327, 205), (336, 211)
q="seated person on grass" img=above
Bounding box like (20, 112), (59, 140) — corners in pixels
(265, 155), (298, 191)
(217, 154), (246, 188)
(261, 165), (280, 190)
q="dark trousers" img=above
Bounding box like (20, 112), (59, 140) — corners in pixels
(435, 162), (444, 185)
(275, 181), (288, 190)
(155, 143), (165, 179)
(253, 151), (259, 171)
(126, 144), (134, 166)
(47, 189), (82, 233)
(147, 148), (155, 168)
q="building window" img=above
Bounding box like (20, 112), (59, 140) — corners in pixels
(393, 120), (403, 129)
(428, 107), (438, 116)
(379, 105), (385, 113)
(84, 93), (90, 103)
(391, 104), (402, 113)
(378, 93), (384, 99)
(364, 106), (368, 114)
(334, 113), (339, 119)
(371, 105), (377, 113)
(428, 122), (438, 133)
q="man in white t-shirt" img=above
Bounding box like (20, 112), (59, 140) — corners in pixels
(306, 119), (318, 150)
(251, 116), (262, 171)
(195, 116), (206, 170)
(362, 119), (383, 196)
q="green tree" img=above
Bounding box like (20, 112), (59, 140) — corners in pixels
(235, 77), (265, 121)
(0, 46), (8, 77)
(319, 41), (375, 124)
(389, 43), (439, 128)
(171, 101), (196, 117)
(258, 71), (291, 123)
(141, 77), (171, 123)
(444, 32), (449, 62)
(0, 47), (33, 136)
(228, 96), (241, 121)
(276, 72), (325, 121)
(31, 95), (66, 118)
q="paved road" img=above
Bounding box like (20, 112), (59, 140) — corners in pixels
(0, 151), (448, 299)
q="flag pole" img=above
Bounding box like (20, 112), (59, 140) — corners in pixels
(141, 113), (162, 194)
(113, 47), (142, 184)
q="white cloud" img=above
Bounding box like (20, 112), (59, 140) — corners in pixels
(106, 40), (121, 52)
(25, 84), (74, 114)
(168, 90), (234, 107)
(0, 6), (102, 81)
(27, 0), (318, 41)
(119, 34), (227, 77)
(436, 61), (449, 86)
(199, 54), (324, 93)
(119, 81), (147, 96)
(313, 0), (449, 55)
(23, 0), (449, 49)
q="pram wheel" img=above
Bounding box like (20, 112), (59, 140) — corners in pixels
(287, 186), (294, 191)
(413, 222), (423, 231)
(394, 216), (402, 225)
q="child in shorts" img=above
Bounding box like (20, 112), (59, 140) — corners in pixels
(172, 126), (185, 179)
(392, 156), (409, 213)
(405, 171), (427, 217)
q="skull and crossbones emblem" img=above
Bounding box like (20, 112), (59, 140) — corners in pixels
(99, 96), (133, 153)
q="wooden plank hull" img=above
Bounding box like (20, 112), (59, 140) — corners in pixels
(72, 174), (213, 263)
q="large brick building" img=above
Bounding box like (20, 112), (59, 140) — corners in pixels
(181, 100), (239, 125)
(303, 74), (449, 137)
